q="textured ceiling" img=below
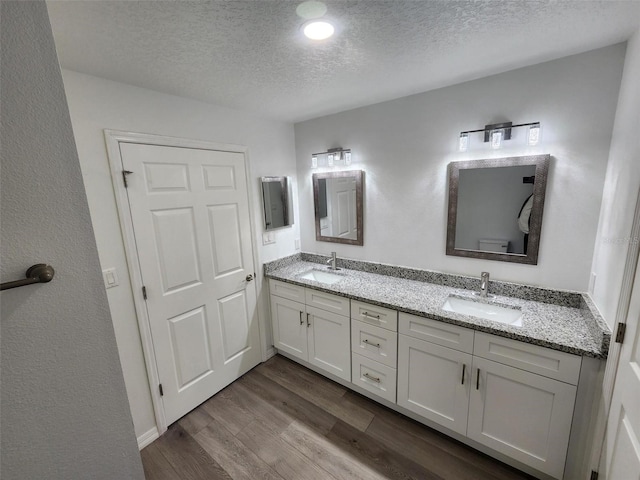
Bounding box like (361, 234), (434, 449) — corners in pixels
(47, 1), (640, 122)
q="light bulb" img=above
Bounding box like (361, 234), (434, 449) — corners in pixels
(344, 151), (352, 165)
(327, 153), (334, 166)
(311, 155), (318, 168)
(528, 124), (541, 146)
(303, 21), (335, 40)
(491, 130), (503, 149)
(459, 133), (469, 152)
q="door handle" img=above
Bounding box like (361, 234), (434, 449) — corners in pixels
(476, 368), (480, 390)
(306, 313), (311, 327)
(299, 311), (304, 325)
(461, 364), (466, 385)
(246, 274), (254, 282)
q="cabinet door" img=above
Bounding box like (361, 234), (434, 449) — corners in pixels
(397, 334), (472, 435)
(468, 357), (577, 479)
(270, 295), (307, 361)
(307, 305), (351, 381)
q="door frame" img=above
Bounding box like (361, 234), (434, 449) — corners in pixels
(103, 130), (265, 438)
(587, 186), (640, 476)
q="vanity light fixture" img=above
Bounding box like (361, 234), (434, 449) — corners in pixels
(310, 147), (351, 168)
(528, 123), (541, 146)
(458, 133), (469, 152)
(458, 121), (541, 152)
(491, 129), (503, 149)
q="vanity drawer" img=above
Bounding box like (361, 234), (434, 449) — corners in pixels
(399, 313), (474, 354)
(270, 279), (306, 302)
(305, 288), (350, 316)
(474, 332), (582, 385)
(351, 319), (398, 368)
(351, 353), (397, 403)
(351, 300), (398, 331)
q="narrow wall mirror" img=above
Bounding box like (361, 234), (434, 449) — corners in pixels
(312, 170), (364, 246)
(446, 154), (550, 264)
(261, 176), (293, 230)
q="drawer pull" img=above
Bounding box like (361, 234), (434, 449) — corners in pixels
(476, 368), (480, 390)
(299, 311), (304, 325)
(362, 311), (381, 320)
(306, 312), (311, 327)
(363, 372), (381, 383)
(461, 364), (466, 385)
(363, 339), (381, 348)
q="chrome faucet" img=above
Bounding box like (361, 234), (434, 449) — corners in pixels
(326, 252), (338, 270)
(479, 271), (490, 297)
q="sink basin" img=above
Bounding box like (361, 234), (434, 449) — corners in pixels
(442, 296), (523, 327)
(299, 269), (344, 285)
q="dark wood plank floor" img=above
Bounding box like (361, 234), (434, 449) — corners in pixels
(141, 355), (537, 480)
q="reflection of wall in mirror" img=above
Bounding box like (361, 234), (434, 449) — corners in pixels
(455, 165), (536, 254)
(328, 176), (358, 240)
(263, 181), (286, 229)
(318, 179), (331, 235)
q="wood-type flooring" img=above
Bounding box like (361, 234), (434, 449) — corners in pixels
(141, 355), (536, 480)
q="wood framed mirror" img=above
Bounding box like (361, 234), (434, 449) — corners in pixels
(312, 170), (364, 246)
(446, 154), (550, 265)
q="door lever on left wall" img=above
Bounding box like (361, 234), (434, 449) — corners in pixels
(1, 264), (55, 291)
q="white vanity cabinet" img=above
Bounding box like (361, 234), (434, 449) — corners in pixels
(397, 314), (582, 479)
(270, 275), (591, 479)
(397, 314), (474, 435)
(468, 333), (581, 479)
(270, 280), (351, 381)
(350, 301), (398, 402)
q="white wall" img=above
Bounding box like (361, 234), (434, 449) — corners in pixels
(295, 44), (626, 292)
(61, 70), (299, 439)
(591, 31), (640, 328)
(0, 3), (143, 478)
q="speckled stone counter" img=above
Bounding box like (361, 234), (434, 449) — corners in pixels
(265, 254), (610, 359)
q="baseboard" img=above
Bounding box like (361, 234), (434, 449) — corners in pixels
(265, 346), (276, 360)
(137, 426), (160, 450)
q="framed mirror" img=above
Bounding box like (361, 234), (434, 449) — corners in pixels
(312, 170), (364, 246)
(446, 154), (550, 264)
(261, 176), (293, 230)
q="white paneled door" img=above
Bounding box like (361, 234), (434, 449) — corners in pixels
(328, 176), (358, 240)
(120, 142), (261, 425)
(602, 258), (640, 479)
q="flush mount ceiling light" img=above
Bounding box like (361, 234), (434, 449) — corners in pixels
(303, 20), (335, 40)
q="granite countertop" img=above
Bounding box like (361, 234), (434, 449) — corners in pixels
(265, 259), (610, 359)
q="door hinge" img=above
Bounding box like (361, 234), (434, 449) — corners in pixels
(159, 384), (164, 397)
(615, 322), (627, 344)
(142, 286), (147, 300)
(590, 470), (599, 480)
(122, 170), (133, 188)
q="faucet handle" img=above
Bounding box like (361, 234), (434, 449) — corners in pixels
(481, 271), (490, 278)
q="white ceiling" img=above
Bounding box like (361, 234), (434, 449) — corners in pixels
(47, 1), (640, 123)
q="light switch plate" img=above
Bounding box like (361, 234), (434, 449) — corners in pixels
(262, 231), (276, 245)
(102, 268), (119, 289)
